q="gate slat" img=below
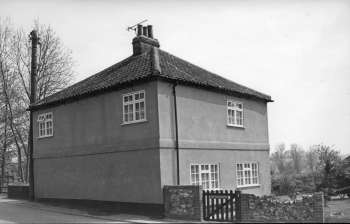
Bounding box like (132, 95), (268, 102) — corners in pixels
(230, 190), (234, 221)
(225, 190), (230, 220)
(207, 191), (210, 220)
(215, 191), (219, 220)
(202, 190), (206, 220)
(220, 190), (224, 220)
(210, 190), (214, 220)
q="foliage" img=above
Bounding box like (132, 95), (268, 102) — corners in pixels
(270, 143), (345, 198)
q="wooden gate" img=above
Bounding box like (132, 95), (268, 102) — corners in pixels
(202, 190), (236, 222)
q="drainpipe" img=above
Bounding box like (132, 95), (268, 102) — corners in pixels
(172, 83), (180, 185)
(29, 30), (39, 201)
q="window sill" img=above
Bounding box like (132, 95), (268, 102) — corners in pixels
(37, 135), (53, 139)
(237, 184), (260, 189)
(121, 119), (148, 126)
(227, 124), (245, 129)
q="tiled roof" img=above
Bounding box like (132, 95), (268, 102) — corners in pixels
(31, 47), (272, 110)
(158, 50), (272, 101)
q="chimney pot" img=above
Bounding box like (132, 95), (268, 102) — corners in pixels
(147, 25), (153, 38)
(137, 24), (143, 36)
(142, 27), (148, 37)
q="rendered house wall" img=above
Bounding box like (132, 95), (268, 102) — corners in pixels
(33, 81), (162, 204)
(157, 80), (271, 195)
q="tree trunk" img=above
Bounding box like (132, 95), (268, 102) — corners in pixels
(1, 105), (8, 193)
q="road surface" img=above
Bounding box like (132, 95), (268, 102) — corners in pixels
(0, 195), (177, 223)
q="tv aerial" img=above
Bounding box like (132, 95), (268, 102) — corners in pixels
(127, 20), (148, 34)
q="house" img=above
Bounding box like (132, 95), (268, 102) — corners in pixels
(29, 25), (272, 210)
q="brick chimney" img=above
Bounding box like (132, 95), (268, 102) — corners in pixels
(132, 25), (160, 55)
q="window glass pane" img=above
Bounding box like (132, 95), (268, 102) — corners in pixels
(201, 173), (209, 189)
(236, 111), (242, 125)
(210, 165), (215, 172)
(128, 104), (133, 113)
(128, 104), (134, 121)
(140, 92), (144, 99)
(244, 170), (250, 185)
(191, 165), (194, 174)
(232, 110), (236, 125)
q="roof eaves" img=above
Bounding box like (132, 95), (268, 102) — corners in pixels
(28, 74), (156, 111)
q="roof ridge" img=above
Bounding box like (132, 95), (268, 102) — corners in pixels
(151, 47), (162, 75)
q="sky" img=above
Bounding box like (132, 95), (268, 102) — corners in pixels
(1, 0), (349, 155)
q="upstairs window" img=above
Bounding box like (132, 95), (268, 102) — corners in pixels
(191, 164), (220, 190)
(38, 112), (53, 138)
(236, 162), (259, 187)
(227, 100), (243, 127)
(122, 90), (146, 124)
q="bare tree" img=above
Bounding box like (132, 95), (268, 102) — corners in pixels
(0, 18), (74, 182)
(289, 144), (304, 174)
(12, 22), (74, 102)
(271, 143), (287, 174)
(0, 19), (14, 185)
(314, 144), (341, 196)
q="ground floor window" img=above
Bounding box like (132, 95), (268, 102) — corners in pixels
(191, 164), (219, 190)
(236, 162), (259, 187)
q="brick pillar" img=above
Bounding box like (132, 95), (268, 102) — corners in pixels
(163, 185), (202, 221)
(235, 190), (251, 222)
(312, 192), (324, 223)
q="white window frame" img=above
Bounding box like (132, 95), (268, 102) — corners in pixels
(37, 112), (53, 138)
(227, 100), (244, 127)
(122, 90), (146, 124)
(236, 162), (259, 188)
(190, 164), (220, 190)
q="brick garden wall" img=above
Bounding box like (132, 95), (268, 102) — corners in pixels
(8, 184), (29, 200)
(236, 191), (324, 223)
(163, 185), (202, 221)
(163, 186), (324, 222)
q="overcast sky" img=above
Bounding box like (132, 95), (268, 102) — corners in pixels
(1, 0), (349, 155)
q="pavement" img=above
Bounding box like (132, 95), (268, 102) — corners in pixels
(0, 195), (188, 223)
